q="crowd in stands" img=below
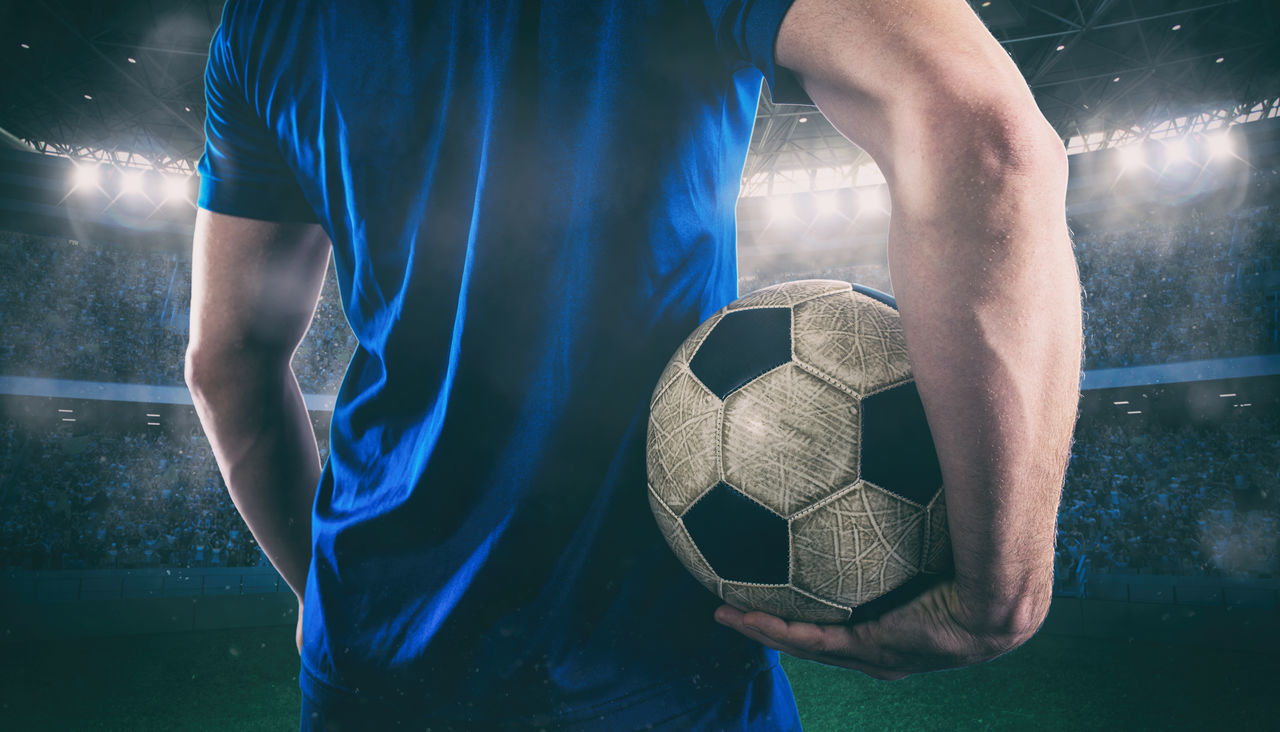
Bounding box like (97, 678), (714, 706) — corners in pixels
(1056, 409), (1280, 584)
(1073, 205), (1279, 369)
(0, 413), (330, 572)
(1, 191), (1279, 585)
(1, 201), (1276, 391)
(0, 233), (188, 385)
(0, 404), (1274, 586)
(1, 404), (1276, 584)
(740, 204), (1279, 371)
(0, 230), (355, 395)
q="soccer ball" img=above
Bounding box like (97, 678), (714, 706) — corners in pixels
(646, 280), (952, 624)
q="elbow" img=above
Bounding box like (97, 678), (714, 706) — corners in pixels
(185, 343), (287, 396)
(889, 94), (1068, 234)
(937, 84), (1067, 191)
(184, 347), (215, 395)
(969, 107), (1067, 197)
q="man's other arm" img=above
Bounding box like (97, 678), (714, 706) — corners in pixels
(714, 0), (1082, 676)
(185, 208), (332, 603)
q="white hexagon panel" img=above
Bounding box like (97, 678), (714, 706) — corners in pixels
(791, 482), (926, 608)
(721, 362), (861, 518)
(793, 289), (912, 396)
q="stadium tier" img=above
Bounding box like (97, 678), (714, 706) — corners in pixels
(1, 120), (1279, 591)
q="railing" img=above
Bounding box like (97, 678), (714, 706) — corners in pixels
(1081, 571), (1280, 609)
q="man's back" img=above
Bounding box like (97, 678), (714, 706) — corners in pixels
(198, 0), (806, 727)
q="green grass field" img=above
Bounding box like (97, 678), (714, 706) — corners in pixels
(1, 627), (1275, 731)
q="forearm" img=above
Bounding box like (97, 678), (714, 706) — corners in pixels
(888, 138), (1081, 636)
(186, 351), (321, 601)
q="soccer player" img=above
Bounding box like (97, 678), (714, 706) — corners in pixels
(186, 0), (1081, 729)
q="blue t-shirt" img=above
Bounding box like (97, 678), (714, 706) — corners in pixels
(198, 1), (806, 727)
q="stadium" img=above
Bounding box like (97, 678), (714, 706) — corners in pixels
(1, 0), (1278, 729)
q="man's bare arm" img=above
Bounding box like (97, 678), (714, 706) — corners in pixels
(185, 208), (332, 602)
(715, 0), (1081, 674)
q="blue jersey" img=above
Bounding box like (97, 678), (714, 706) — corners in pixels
(198, 1), (805, 727)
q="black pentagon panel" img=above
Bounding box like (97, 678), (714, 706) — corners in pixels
(850, 283), (897, 310)
(682, 481), (790, 585)
(861, 382), (943, 506)
(688, 307), (791, 399)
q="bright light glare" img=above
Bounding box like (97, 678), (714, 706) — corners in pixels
(120, 171), (144, 196)
(1208, 133), (1234, 159)
(857, 187), (886, 214)
(71, 165), (99, 191)
(164, 174), (191, 200)
(1119, 145), (1145, 170)
(816, 192), (838, 216)
(769, 196), (795, 221)
(1164, 138), (1189, 162)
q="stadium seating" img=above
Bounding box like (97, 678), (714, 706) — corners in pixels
(1, 196), (1277, 584)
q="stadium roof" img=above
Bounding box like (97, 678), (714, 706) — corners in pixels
(0, 0), (1278, 182)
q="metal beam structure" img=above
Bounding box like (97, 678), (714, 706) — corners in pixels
(0, 0), (221, 174)
(0, 0), (1277, 186)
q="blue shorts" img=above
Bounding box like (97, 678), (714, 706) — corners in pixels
(299, 661), (803, 731)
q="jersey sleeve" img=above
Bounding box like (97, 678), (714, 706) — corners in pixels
(196, 6), (316, 223)
(702, 0), (811, 105)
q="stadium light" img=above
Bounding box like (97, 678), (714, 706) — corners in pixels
(1208, 132), (1234, 159)
(71, 164), (99, 191)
